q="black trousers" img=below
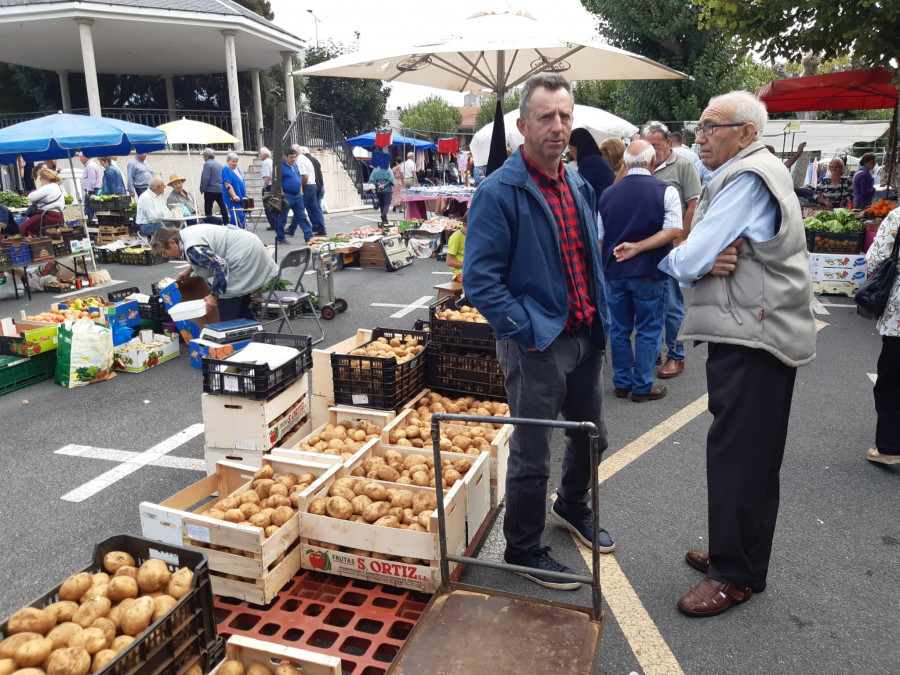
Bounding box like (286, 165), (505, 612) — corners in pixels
(875, 335), (900, 454)
(203, 191), (230, 226)
(705, 343), (797, 589)
(217, 295), (253, 322)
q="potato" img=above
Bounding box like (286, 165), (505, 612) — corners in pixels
(239, 503), (262, 519)
(444, 469), (462, 486)
(89, 619), (115, 650)
(247, 665), (272, 675)
(253, 479), (276, 498)
(45, 601), (79, 625)
(326, 496), (353, 520)
(217, 661), (245, 675)
(110, 636), (134, 654)
(58, 573), (93, 603)
(151, 595), (177, 622)
(417, 510), (433, 528)
(90, 649), (117, 674)
(268, 495), (291, 509)
(328, 485), (356, 503)
(106, 599), (132, 631)
(390, 490), (414, 509)
(0, 658), (15, 675)
(270, 506), (294, 527)
(350, 494), (373, 515)
(276, 664), (303, 675)
(307, 498), (327, 515)
(0, 633), (42, 659)
(120, 597), (154, 636)
(373, 515), (400, 528)
(184, 666), (203, 675)
(363, 501), (390, 523)
(136, 559), (171, 593)
(253, 465), (275, 480)
(46, 623), (83, 650)
(264, 525), (280, 538)
(68, 628), (107, 655)
(408, 522), (427, 532)
(223, 509), (245, 523)
(46, 647), (91, 675)
(72, 598), (110, 630)
(352, 480), (370, 496)
(9, 607), (56, 635)
(217, 497), (240, 511)
(79, 585), (108, 603)
(363, 482), (388, 502)
(14, 636), (52, 667)
(166, 568), (193, 600)
(238, 490), (261, 506)
(248, 513), (271, 529)
(101, 552), (135, 575)
(376, 465), (400, 482)
(412, 492), (438, 515)
(411, 471), (430, 487)
(90, 573), (109, 588)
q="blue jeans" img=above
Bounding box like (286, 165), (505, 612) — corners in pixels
(496, 328), (608, 555)
(278, 191), (312, 241)
(139, 221), (164, 236)
(661, 276), (685, 362)
(317, 185), (326, 213)
(606, 277), (667, 394)
(304, 184), (326, 235)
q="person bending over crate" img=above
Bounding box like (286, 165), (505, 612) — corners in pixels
(150, 225), (278, 321)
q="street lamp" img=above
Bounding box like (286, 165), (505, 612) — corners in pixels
(307, 10), (320, 47)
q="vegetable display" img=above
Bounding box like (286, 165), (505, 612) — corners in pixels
(803, 208), (863, 233)
(863, 199), (897, 216)
(0, 191), (30, 208)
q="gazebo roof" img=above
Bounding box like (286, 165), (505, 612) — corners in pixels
(0, 0), (305, 75)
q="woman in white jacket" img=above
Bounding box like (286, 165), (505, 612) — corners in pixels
(865, 208), (900, 465)
(20, 168), (65, 237)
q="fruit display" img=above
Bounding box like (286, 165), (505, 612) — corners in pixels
(24, 298), (106, 324)
(121, 246), (151, 255)
(291, 420), (383, 460)
(434, 305), (488, 323)
(345, 334), (424, 365)
(0, 552), (195, 675)
(863, 199), (897, 216)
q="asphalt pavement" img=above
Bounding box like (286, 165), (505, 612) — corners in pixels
(1, 209), (898, 674)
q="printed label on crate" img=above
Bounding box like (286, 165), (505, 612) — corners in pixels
(223, 374), (241, 393)
(187, 524), (211, 543)
(271, 396), (309, 444)
(352, 394), (370, 405)
(233, 439), (257, 451)
(303, 547), (439, 589)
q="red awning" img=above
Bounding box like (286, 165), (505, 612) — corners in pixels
(756, 67), (898, 113)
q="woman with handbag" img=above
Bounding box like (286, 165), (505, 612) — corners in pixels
(864, 208), (900, 465)
(20, 168), (65, 237)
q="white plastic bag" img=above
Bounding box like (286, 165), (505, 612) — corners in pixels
(55, 318), (115, 388)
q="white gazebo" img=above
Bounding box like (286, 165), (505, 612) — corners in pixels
(0, 0), (306, 150)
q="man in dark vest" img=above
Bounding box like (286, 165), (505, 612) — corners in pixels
(598, 140), (682, 402)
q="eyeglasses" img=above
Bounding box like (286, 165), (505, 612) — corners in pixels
(693, 122), (745, 137)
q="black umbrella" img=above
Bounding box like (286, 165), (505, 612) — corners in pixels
(486, 100), (508, 175)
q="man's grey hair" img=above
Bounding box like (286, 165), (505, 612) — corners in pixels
(708, 91), (767, 138)
(149, 227), (181, 251)
(226, 152), (239, 162)
(149, 176), (165, 189)
(259, 147), (271, 158)
(298, 146), (311, 155)
(202, 148), (216, 159)
(624, 142), (656, 168)
(641, 121), (670, 141)
(519, 73), (573, 120)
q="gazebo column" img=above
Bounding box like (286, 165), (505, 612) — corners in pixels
(282, 51), (296, 121)
(76, 18), (101, 117)
(164, 75), (177, 121)
(57, 71), (72, 112)
(250, 69), (264, 150)
(222, 30), (244, 152)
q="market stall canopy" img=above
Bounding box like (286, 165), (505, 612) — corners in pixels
(0, 113), (166, 164)
(469, 104), (637, 166)
(157, 118), (240, 146)
(345, 133), (437, 151)
(758, 119), (892, 154)
(756, 68), (898, 113)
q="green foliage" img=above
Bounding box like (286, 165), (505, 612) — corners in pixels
(302, 41), (391, 136)
(399, 96), (463, 142)
(694, 0), (900, 69)
(474, 91), (521, 132)
(234, 0), (274, 21)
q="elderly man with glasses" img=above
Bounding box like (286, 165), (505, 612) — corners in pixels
(659, 91), (817, 618)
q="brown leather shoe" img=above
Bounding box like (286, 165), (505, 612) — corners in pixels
(631, 385), (667, 402)
(685, 550), (766, 593)
(614, 387), (631, 399)
(658, 359), (684, 379)
(677, 578), (751, 617)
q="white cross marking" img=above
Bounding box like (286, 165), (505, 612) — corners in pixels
(811, 298), (829, 315)
(868, 373), (878, 384)
(371, 295), (433, 318)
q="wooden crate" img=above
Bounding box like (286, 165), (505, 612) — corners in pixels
(348, 440), (491, 546)
(210, 636), (340, 675)
(202, 371), (312, 454)
(272, 404), (395, 460)
(311, 329), (372, 426)
(298, 470), (467, 593)
(139, 455), (338, 604)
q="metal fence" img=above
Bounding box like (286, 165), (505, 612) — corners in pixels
(284, 110), (364, 192)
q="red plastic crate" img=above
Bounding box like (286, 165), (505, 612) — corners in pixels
(213, 569), (431, 675)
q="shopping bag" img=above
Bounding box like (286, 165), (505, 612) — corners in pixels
(55, 318), (116, 388)
(855, 231), (899, 320)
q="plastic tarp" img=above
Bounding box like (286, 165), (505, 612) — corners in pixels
(756, 68), (898, 113)
(0, 113), (166, 164)
(345, 132), (436, 151)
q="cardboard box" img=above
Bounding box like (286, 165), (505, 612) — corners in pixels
(188, 337), (252, 370)
(0, 319), (58, 357)
(112, 331), (180, 373)
(157, 277), (221, 343)
(812, 280), (860, 297)
(58, 297), (140, 328)
(808, 253), (868, 283)
(69, 238), (92, 255)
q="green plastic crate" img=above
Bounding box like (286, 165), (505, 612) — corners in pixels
(0, 352), (56, 397)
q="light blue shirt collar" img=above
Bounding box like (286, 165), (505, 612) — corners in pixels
(626, 167), (652, 177)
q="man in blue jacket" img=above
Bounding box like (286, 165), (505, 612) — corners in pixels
(464, 73), (612, 591)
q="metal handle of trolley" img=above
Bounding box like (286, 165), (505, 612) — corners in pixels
(310, 240), (362, 319)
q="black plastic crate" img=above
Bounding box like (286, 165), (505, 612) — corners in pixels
(97, 213), (130, 227)
(108, 286), (140, 303)
(53, 241), (70, 257)
(331, 327), (429, 410)
(428, 296), (496, 349)
(140, 295), (172, 322)
(202, 331), (312, 400)
(93, 246), (119, 264)
(91, 195), (132, 212)
(805, 230), (863, 253)
(119, 249), (167, 266)
(0, 534), (217, 675)
(426, 343), (506, 401)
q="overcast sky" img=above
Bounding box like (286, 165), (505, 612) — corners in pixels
(268, 0), (600, 109)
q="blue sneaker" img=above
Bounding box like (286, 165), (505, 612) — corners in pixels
(285, 229), (295, 237)
(503, 546), (581, 591)
(551, 500), (616, 553)
(275, 238), (288, 244)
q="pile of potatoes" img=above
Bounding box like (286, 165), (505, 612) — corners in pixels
(345, 334), (425, 366)
(0, 552), (194, 675)
(386, 393), (508, 454)
(434, 305), (488, 323)
(216, 662), (301, 675)
(291, 420), (382, 459)
(347, 449), (474, 489)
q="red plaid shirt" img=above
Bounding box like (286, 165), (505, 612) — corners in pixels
(522, 149), (595, 330)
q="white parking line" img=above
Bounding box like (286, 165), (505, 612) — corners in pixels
(811, 298), (829, 315)
(869, 373), (878, 384)
(59, 424), (205, 502)
(370, 295), (433, 318)
(55, 445), (205, 471)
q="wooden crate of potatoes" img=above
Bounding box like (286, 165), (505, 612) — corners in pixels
(210, 635), (341, 675)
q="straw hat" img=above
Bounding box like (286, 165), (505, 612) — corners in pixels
(167, 173), (187, 186)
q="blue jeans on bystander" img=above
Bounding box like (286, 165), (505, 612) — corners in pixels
(606, 277), (667, 395)
(278, 190), (312, 242)
(661, 276), (685, 362)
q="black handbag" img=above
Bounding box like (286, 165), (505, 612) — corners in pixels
(24, 203), (38, 218)
(855, 227), (899, 319)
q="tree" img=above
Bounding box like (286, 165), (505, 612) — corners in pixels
(474, 91), (521, 131)
(694, 0), (900, 69)
(301, 41), (391, 136)
(399, 96), (463, 141)
(235, 0), (273, 21)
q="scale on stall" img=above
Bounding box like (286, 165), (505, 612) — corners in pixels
(380, 234), (414, 272)
(199, 319), (263, 344)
